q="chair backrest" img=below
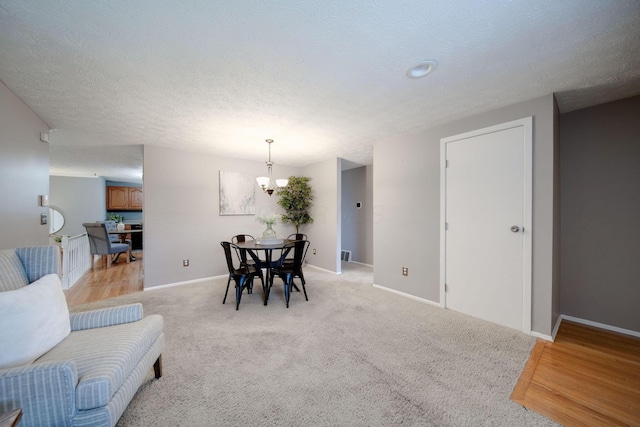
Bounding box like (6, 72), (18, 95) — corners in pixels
(83, 222), (112, 255)
(287, 233), (307, 241)
(221, 241), (256, 274)
(220, 241), (236, 274)
(276, 240), (309, 270)
(291, 240), (310, 271)
(231, 234), (254, 244)
(231, 235), (260, 264)
(103, 220), (121, 243)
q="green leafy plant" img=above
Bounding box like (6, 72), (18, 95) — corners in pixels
(107, 213), (124, 223)
(276, 176), (313, 233)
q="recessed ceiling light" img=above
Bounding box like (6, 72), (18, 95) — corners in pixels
(406, 60), (438, 79)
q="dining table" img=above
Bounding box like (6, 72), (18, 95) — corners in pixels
(108, 229), (142, 261)
(234, 238), (295, 305)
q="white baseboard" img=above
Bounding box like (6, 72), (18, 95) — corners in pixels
(144, 275), (224, 291)
(349, 261), (373, 267)
(551, 315), (563, 341)
(372, 283), (441, 307)
(306, 264), (341, 275)
(560, 315), (640, 339)
(530, 331), (554, 342)
(523, 313), (640, 343)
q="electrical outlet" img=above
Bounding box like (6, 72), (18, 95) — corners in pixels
(313, 249), (317, 255)
(402, 267), (408, 276)
(183, 259), (189, 267)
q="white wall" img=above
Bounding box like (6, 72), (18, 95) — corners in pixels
(143, 145), (301, 288)
(0, 81), (50, 249)
(303, 158), (341, 273)
(374, 94), (559, 337)
(49, 176), (106, 237)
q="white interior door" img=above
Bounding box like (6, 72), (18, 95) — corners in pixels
(440, 118), (532, 332)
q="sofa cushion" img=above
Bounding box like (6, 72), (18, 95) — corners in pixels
(37, 314), (164, 410)
(0, 274), (71, 369)
(15, 246), (60, 283)
(0, 249), (29, 292)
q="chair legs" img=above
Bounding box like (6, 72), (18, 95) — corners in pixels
(284, 276), (292, 308)
(223, 276), (232, 304)
(270, 272), (306, 308)
(91, 251), (130, 270)
(247, 269), (265, 295)
(298, 270), (306, 286)
(235, 276), (254, 310)
(223, 275), (253, 310)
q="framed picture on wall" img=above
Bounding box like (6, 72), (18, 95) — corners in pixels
(219, 171), (256, 215)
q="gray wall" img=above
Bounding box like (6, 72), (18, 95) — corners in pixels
(373, 94), (559, 336)
(552, 98), (562, 331)
(5, 81), (637, 335)
(560, 95), (640, 332)
(303, 158), (341, 272)
(0, 81), (50, 249)
(142, 145), (302, 288)
(341, 166), (373, 265)
(49, 176), (106, 237)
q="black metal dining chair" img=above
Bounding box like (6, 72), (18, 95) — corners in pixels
(269, 240), (310, 308)
(284, 233), (308, 273)
(231, 234), (265, 267)
(287, 233), (307, 241)
(221, 241), (264, 310)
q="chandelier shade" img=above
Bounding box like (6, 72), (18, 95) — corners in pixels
(256, 139), (288, 196)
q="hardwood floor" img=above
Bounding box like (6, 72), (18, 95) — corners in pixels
(64, 251), (144, 307)
(511, 321), (640, 426)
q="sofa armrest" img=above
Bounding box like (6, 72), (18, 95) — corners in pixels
(15, 246), (60, 283)
(0, 361), (77, 426)
(69, 303), (143, 331)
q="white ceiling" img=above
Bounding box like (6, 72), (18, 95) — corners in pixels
(1, 1), (639, 181)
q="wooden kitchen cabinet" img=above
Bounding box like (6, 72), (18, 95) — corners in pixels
(107, 186), (143, 211)
(128, 188), (143, 210)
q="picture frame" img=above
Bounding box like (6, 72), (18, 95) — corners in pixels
(219, 171), (256, 215)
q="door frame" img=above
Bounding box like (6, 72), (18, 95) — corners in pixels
(439, 117), (533, 333)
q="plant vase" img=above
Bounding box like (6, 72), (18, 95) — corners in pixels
(116, 222), (125, 231)
(262, 223), (276, 239)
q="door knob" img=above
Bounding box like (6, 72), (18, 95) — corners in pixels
(510, 225), (521, 233)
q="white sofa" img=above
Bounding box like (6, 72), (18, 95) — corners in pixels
(0, 246), (164, 426)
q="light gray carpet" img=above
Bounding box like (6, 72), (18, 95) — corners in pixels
(74, 263), (557, 426)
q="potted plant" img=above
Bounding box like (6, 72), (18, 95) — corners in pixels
(276, 176), (313, 233)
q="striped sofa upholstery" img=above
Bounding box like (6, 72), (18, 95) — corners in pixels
(0, 246), (164, 427)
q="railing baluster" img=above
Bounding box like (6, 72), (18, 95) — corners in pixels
(60, 233), (91, 289)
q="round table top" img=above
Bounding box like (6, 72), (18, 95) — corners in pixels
(235, 238), (294, 250)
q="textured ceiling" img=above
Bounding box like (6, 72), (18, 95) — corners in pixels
(1, 0), (639, 181)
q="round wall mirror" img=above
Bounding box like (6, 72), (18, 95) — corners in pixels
(49, 207), (65, 234)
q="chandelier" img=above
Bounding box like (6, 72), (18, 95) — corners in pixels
(256, 139), (288, 196)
